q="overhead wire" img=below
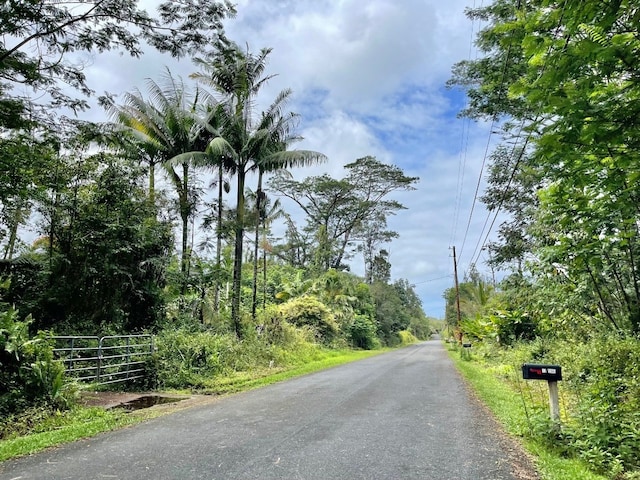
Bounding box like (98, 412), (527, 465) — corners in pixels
(466, 118), (528, 269)
(465, 0), (571, 271)
(450, 0), (479, 247)
(451, 0), (515, 267)
(413, 274), (453, 285)
(457, 115), (496, 262)
(457, 33), (514, 265)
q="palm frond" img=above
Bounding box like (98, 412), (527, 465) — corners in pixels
(260, 150), (327, 171)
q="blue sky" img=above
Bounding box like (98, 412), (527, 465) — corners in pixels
(79, 0), (501, 318)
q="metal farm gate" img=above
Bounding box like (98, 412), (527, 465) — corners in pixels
(52, 335), (154, 386)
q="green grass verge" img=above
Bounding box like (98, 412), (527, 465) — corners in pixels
(447, 346), (606, 480)
(0, 348), (384, 463)
(0, 408), (135, 462)
(193, 348), (384, 394)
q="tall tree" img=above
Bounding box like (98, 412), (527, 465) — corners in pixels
(450, 0), (640, 333)
(0, 132), (58, 259)
(106, 71), (208, 286)
(245, 184), (284, 318)
(370, 249), (392, 284)
(358, 213), (398, 284)
(193, 44), (325, 337)
(17, 152), (172, 334)
(270, 156), (418, 271)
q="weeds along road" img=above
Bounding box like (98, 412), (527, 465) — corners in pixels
(0, 340), (537, 480)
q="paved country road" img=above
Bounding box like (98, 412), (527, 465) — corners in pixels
(0, 340), (538, 480)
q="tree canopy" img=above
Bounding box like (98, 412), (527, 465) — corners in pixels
(0, 0), (235, 124)
(269, 156), (418, 274)
(450, 0), (640, 334)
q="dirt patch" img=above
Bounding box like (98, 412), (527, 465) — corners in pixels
(79, 391), (219, 413)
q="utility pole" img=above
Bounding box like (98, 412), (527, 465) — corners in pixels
(452, 246), (462, 345)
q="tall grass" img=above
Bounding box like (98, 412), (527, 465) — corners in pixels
(450, 335), (640, 480)
(449, 344), (606, 480)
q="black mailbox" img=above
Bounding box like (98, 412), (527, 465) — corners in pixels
(522, 363), (562, 381)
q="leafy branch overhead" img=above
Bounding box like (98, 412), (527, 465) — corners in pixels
(0, 0), (236, 119)
(449, 0), (640, 333)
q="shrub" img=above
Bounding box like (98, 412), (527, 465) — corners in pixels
(558, 336), (640, 475)
(278, 296), (339, 344)
(153, 315), (324, 390)
(347, 314), (380, 350)
(0, 306), (75, 416)
(154, 329), (236, 389)
(486, 334), (640, 476)
(398, 330), (417, 345)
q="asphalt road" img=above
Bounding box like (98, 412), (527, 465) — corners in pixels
(0, 340), (536, 480)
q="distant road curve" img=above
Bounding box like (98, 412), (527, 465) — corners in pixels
(0, 340), (538, 480)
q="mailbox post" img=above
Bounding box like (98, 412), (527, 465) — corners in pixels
(522, 363), (562, 422)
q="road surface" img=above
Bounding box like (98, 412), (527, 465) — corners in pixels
(0, 340), (537, 479)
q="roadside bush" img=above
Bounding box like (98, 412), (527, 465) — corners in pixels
(347, 314), (380, 350)
(477, 334), (640, 477)
(556, 336), (640, 475)
(257, 306), (317, 351)
(278, 296), (339, 344)
(0, 306), (76, 416)
(460, 309), (538, 345)
(154, 328), (236, 389)
(153, 318), (323, 390)
(398, 330), (418, 345)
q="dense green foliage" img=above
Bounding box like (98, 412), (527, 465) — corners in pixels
(447, 2), (640, 477)
(450, 0), (640, 335)
(456, 337), (640, 479)
(0, 303), (74, 419)
(449, 345), (607, 480)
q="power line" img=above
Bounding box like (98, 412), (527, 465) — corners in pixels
(465, 0), (571, 271)
(413, 274), (453, 285)
(467, 119), (528, 268)
(450, 0), (480, 247)
(454, 0), (516, 266)
(457, 116), (496, 262)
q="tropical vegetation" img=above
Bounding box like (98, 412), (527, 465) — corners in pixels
(0, 0), (431, 441)
(446, 1), (640, 478)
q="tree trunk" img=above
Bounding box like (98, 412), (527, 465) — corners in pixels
(231, 168), (246, 338)
(214, 167), (223, 314)
(3, 219), (18, 260)
(149, 159), (156, 206)
(252, 171), (263, 321)
(180, 163), (190, 294)
(262, 224), (267, 310)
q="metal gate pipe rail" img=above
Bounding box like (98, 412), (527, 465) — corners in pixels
(52, 334), (154, 386)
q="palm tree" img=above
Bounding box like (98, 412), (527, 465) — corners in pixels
(193, 44), (326, 337)
(106, 69), (208, 288)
